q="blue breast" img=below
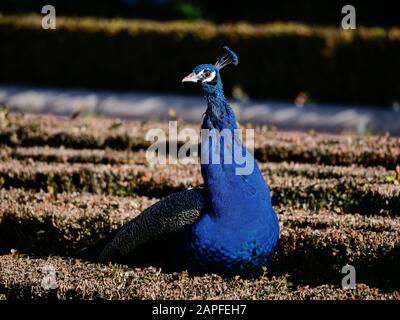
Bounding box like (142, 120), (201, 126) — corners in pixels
(189, 95), (280, 277)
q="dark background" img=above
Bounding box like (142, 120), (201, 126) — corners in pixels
(1, 0), (399, 26)
(0, 0), (399, 107)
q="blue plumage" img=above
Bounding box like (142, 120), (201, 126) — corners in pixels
(99, 47), (279, 278)
(183, 47), (280, 276)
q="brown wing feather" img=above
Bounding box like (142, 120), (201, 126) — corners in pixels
(99, 188), (205, 263)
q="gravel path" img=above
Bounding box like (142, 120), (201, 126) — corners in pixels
(1, 84), (400, 135)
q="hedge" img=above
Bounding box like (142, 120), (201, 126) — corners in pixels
(2, 0), (400, 27)
(0, 146), (395, 184)
(2, 254), (399, 300)
(1, 0), (400, 27)
(0, 15), (399, 105)
(0, 190), (399, 290)
(1, 112), (399, 168)
(0, 160), (399, 215)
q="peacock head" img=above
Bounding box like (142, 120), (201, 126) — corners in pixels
(182, 46), (238, 94)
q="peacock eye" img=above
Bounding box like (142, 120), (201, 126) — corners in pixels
(203, 70), (211, 77)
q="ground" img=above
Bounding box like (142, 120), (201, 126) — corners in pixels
(0, 111), (399, 300)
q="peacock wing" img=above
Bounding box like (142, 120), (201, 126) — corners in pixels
(99, 188), (205, 263)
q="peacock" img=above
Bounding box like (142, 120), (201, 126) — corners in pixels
(98, 47), (280, 277)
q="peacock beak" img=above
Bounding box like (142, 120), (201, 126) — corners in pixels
(182, 72), (200, 83)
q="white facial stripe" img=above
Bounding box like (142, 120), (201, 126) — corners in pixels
(202, 70), (216, 83)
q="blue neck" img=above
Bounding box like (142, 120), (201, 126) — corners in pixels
(200, 86), (257, 219)
(201, 85), (236, 131)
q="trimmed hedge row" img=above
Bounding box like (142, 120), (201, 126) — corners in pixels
(0, 160), (399, 214)
(255, 140), (400, 169)
(2, 254), (398, 300)
(278, 207), (400, 232)
(0, 112), (400, 149)
(1, 146), (150, 165)
(1, 189), (398, 232)
(0, 160), (198, 198)
(274, 227), (400, 290)
(1, 189), (398, 254)
(4, 112), (399, 147)
(1, 113), (399, 168)
(0, 190), (153, 256)
(0, 112), (151, 151)
(2, 0), (399, 27)
(0, 146), (396, 183)
(0, 15), (400, 105)
(0, 190), (399, 290)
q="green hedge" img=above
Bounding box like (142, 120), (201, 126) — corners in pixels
(0, 15), (399, 105)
